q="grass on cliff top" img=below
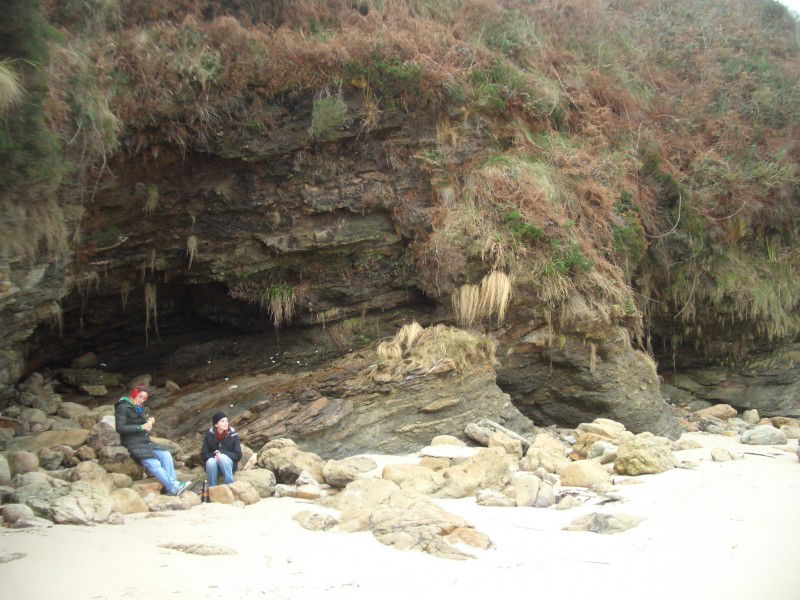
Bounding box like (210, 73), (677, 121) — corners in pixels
(371, 322), (497, 378)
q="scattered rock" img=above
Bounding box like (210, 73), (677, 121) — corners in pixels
(257, 445), (324, 484)
(740, 425), (787, 445)
(692, 404), (737, 422)
(382, 464), (444, 495)
(111, 488), (149, 514)
(437, 447), (517, 499)
(488, 431), (523, 458)
(0, 553), (26, 564)
(7, 451), (39, 475)
(614, 433), (676, 476)
(475, 489), (515, 507)
(322, 456), (377, 487)
(293, 511), (338, 531)
(564, 512), (643, 534)
(158, 543), (236, 556)
(431, 435), (465, 446)
(1, 503), (34, 524)
(513, 474), (541, 507)
(86, 421), (120, 451)
(742, 409), (760, 425)
(208, 485), (235, 504)
(560, 459), (611, 488)
(233, 469), (276, 498)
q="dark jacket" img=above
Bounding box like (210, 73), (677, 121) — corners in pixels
(200, 427), (242, 471)
(114, 397), (164, 461)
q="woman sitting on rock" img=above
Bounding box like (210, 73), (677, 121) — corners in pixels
(200, 412), (242, 487)
(115, 385), (189, 495)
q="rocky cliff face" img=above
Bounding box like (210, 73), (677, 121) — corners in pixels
(3, 0), (800, 444)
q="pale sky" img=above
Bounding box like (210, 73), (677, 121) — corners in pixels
(780, 0), (800, 16)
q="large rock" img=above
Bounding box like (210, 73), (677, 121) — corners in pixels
(86, 421), (120, 451)
(382, 464), (444, 495)
(111, 488), (149, 514)
(661, 346), (800, 417)
(740, 425), (788, 445)
(51, 481), (120, 525)
(257, 446), (324, 484)
(1, 503), (35, 524)
(560, 459), (611, 488)
(692, 404), (738, 422)
(573, 418), (633, 457)
(322, 456), (377, 488)
(614, 433), (676, 475)
(57, 402), (92, 420)
(208, 484), (235, 504)
(7, 451), (39, 475)
(436, 447), (517, 499)
(498, 323), (682, 438)
(228, 480), (260, 505)
(521, 433), (571, 473)
(6, 429), (89, 452)
(32, 393), (62, 416)
(0, 454), (10, 484)
(233, 469), (276, 498)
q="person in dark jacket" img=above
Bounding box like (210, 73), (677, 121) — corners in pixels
(200, 412), (242, 486)
(115, 385), (189, 495)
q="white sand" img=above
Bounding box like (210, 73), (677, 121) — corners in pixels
(2, 433), (799, 600)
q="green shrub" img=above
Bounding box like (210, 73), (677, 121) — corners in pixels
(309, 89), (348, 139)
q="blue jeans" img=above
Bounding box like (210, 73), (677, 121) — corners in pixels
(140, 449), (179, 495)
(205, 454), (234, 486)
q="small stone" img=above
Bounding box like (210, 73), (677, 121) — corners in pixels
(560, 459), (611, 488)
(431, 435), (465, 447)
(740, 425), (787, 445)
(564, 512), (643, 534)
(742, 409), (760, 425)
(293, 511), (338, 531)
(554, 495), (584, 510)
(158, 543), (236, 556)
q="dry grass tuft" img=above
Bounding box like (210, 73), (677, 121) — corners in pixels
(0, 60), (23, 114)
(370, 322), (497, 379)
(451, 270), (512, 328)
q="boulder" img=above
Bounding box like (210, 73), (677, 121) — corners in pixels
(32, 393), (62, 416)
(475, 489), (515, 507)
(431, 435), (465, 446)
(2, 503), (34, 524)
(228, 480), (260, 505)
(70, 460), (114, 490)
(86, 421), (120, 451)
(7, 451), (39, 475)
(488, 431), (523, 458)
(37, 447), (64, 470)
(564, 512), (643, 534)
(322, 456), (377, 488)
(587, 441), (618, 464)
(437, 447), (517, 499)
(71, 352), (98, 368)
(50, 481), (119, 525)
(293, 511), (338, 531)
(208, 484), (235, 504)
(19, 407), (47, 425)
(740, 425), (788, 445)
(233, 469), (276, 498)
(382, 464), (444, 495)
(257, 446), (324, 484)
(7, 429), (89, 452)
(79, 385), (108, 397)
(573, 418), (633, 457)
(111, 488), (149, 514)
(614, 433), (676, 476)
(513, 474), (541, 507)
(0, 454), (10, 485)
(692, 404), (738, 422)
(742, 409), (760, 425)
(560, 459), (611, 488)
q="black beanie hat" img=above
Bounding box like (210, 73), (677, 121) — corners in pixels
(211, 411), (227, 426)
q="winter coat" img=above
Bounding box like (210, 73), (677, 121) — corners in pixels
(114, 397), (164, 461)
(200, 427), (242, 472)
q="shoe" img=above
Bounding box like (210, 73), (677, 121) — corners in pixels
(173, 481), (190, 496)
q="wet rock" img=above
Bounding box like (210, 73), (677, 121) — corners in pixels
(614, 433), (676, 475)
(293, 511), (338, 531)
(740, 425), (788, 445)
(564, 512), (643, 534)
(560, 459), (610, 488)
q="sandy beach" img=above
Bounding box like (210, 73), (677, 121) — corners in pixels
(2, 433), (799, 600)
